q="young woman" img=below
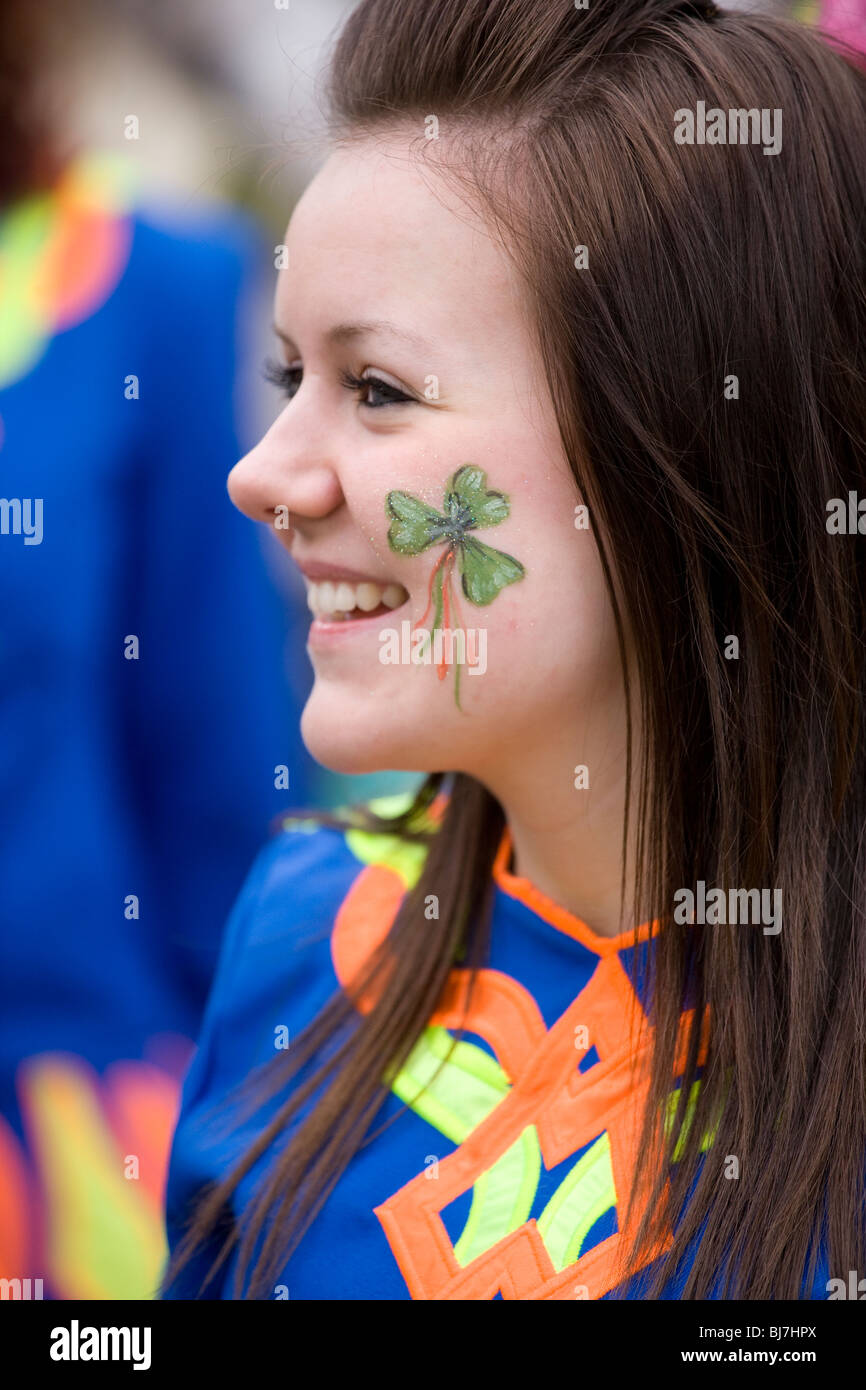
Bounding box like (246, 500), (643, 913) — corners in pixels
(161, 0), (866, 1300)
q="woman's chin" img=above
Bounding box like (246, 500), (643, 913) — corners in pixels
(300, 687), (425, 777)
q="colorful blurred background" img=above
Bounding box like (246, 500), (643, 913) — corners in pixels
(0, 0), (862, 1301)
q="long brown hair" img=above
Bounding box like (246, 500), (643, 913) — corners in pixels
(164, 0), (866, 1299)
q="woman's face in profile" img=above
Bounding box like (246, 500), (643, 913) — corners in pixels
(229, 134), (624, 778)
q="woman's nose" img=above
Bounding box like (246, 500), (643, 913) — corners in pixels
(227, 422), (344, 528)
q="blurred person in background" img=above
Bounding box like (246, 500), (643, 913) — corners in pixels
(816, 0), (866, 59)
(0, 0), (316, 1298)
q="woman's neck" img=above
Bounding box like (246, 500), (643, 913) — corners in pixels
(475, 694), (643, 940)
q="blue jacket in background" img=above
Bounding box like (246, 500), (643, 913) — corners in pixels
(0, 154), (315, 1297)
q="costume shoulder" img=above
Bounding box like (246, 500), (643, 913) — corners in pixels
(177, 794), (437, 1106)
(248, 790), (436, 947)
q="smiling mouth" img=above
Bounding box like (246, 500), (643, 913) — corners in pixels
(305, 578), (410, 622)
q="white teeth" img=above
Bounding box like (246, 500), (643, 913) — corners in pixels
(305, 578), (409, 620)
(355, 582), (381, 612)
(382, 584), (405, 610)
(334, 582), (355, 612)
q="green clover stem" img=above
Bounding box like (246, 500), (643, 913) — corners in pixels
(385, 467), (526, 712)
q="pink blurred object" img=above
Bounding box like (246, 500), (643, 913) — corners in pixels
(820, 0), (866, 58)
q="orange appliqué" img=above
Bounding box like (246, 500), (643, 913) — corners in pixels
(332, 827), (709, 1300)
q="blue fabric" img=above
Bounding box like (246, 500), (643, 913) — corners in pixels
(163, 822), (833, 1300)
(0, 201), (314, 1138)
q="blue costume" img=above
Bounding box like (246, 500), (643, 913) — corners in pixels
(164, 806), (831, 1299)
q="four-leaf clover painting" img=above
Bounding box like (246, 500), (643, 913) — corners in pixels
(385, 465), (526, 709)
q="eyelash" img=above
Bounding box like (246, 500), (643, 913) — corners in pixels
(262, 357), (413, 408)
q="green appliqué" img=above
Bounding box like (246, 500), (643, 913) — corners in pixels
(385, 465), (526, 709)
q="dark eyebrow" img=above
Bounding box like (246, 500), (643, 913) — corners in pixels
(272, 319), (431, 354)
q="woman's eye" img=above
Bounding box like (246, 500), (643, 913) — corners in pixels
(340, 369), (413, 408)
(262, 358), (414, 409)
(262, 357), (302, 400)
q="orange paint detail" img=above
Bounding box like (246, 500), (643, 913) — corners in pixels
(416, 548), (449, 633)
(448, 564), (473, 660)
(336, 829), (709, 1299)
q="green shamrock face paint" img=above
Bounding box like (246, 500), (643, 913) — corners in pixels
(385, 465), (526, 708)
